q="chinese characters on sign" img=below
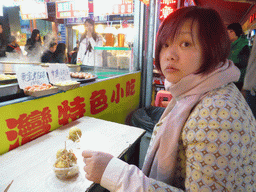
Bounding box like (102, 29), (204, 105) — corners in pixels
(160, 0), (177, 20)
(58, 96), (86, 125)
(46, 64), (71, 84)
(112, 0), (133, 15)
(250, 13), (256, 23)
(21, 71), (46, 83)
(5, 107), (52, 150)
(90, 90), (108, 115)
(94, 0), (133, 16)
(56, 0), (89, 19)
(5, 79), (136, 151)
(16, 66), (49, 89)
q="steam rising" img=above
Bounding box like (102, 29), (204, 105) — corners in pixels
(0, 33), (57, 64)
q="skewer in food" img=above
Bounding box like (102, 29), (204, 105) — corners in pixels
(68, 126), (82, 142)
(53, 143), (79, 179)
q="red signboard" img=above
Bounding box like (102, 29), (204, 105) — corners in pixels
(160, 0), (177, 20)
(55, 0), (88, 19)
(250, 13), (256, 23)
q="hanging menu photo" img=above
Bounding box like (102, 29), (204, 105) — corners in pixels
(55, 0), (88, 19)
(20, 1), (48, 20)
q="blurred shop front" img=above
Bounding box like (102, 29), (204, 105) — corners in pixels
(0, 0), (147, 156)
(64, 0), (134, 51)
(241, 5), (256, 46)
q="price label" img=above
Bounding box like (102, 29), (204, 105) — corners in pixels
(46, 64), (71, 84)
(16, 65), (49, 89)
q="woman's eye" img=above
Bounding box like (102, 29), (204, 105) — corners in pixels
(163, 43), (169, 48)
(181, 42), (191, 47)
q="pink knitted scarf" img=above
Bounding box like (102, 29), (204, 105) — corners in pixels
(142, 60), (240, 184)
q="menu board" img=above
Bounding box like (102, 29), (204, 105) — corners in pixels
(55, 0), (88, 19)
(46, 64), (71, 84)
(94, 0), (133, 16)
(20, 1), (48, 20)
(16, 66), (49, 89)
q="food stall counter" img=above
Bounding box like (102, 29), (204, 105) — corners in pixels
(0, 116), (146, 192)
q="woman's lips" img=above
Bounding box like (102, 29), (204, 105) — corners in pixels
(165, 67), (178, 73)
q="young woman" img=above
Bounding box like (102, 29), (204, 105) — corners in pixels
(25, 29), (42, 59)
(76, 18), (103, 70)
(82, 6), (256, 191)
(53, 43), (67, 63)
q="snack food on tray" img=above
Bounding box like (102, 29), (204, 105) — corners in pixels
(70, 72), (94, 79)
(0, 74), (17, 80)
(23, 83), (54, 93)
(54, 81), (79, 86)
(54, 148), (79, 179)
(68, 126), (82, 142)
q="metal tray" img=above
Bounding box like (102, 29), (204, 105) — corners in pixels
(0, 83), (21, 97)
(54, 82), (80, 91)
(71, 76), (97, 83)
(0, 78), (17, 84)
(24, 87), (59, 97)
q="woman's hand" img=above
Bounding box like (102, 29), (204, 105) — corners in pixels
(82, 150), (113, 183)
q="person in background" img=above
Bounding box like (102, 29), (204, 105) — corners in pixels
(6, 36), (22, 56)
(0, 22), (6, 58)
(41, 42), (57, 63)
(53, 43), (67, 63)
(227, 23), (251, 91)
(243, 34), (256, 117)
(25, 29), (42, 59)
(70, 47), (78, 64)
(69, 40), (79, 64)
(82, 6), (256, 191)
(77, 18), (103, 70)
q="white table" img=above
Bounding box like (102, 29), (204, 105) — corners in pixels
(0, 116), (146, 192)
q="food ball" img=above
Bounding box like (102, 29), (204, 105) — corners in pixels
(68, 127), (82, 142)
(55, 159), (70, 168)
(56, 149), (67, 159)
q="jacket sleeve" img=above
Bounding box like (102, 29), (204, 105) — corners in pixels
(100, 157), (184, 192)
(235, 45), (251, 69)
(88, 35), (103, 48)
(101, 86), (254, 192)
(88, 36), (103, 56)
(77, 39), (87, 62)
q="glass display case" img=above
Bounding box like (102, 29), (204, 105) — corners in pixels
(0, 62), (81, 100)
(94, 47), (133, 72)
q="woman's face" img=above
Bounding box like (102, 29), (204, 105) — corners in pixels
(227, 29), (237, 43)
(85, 22), (93, 33)
(160, 20), (203, 84)
(35, 33), (40, 41)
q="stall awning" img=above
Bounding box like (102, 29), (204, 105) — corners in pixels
(195, 0), (254, 25)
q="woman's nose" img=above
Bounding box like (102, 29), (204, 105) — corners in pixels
(164, 46), (178, 61)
